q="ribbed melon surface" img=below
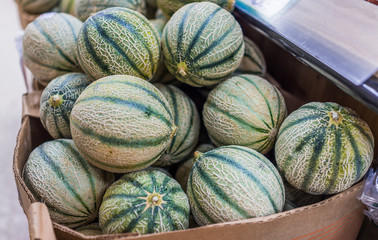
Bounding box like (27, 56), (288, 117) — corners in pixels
(74, 0), (147, 21)
(99, 169), (189, 234)
(275, 102), (374, 194)
(157, 0), (235, 17)
(22, 139), (114, 228)
(40, 73), (91, 139)
(77, 7), (160, 81)
(187, 145), (284, 226)
(153, 84), (200, 166)
(19, 0), (58, 14)
(161, 2), (244, 87)
(23, 13), (83, 85)
(234, 37), (266, 76)
(70, 75), (176, 173)
(203, 75), (287, 154)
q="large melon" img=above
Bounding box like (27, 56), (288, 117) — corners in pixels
(161, 2), (244, 87)
(203, 75), (287, 154)
(175, 143), (214, 191)
(234, 37), (266, 76)
(74, 0), (147, 21)
(153, 84), (200, 167)
(23, 13), (83, 86)
(40, 73), (91, 139)
(70, 75), (177, 173)
(99, 169), (189, 234)
(157, 0), (235, 18)
(22, 139), (114, 228)
(77, 7), (160, 81)
(18, 0), (58, 14)
(187, 145), (285, 226)
(275, 102), (374, 195)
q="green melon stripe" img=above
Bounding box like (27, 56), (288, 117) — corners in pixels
(205, 152), (279, 212)
(117, 8), (160, 51)
(58, 73), (77, 89)
(82, 22), (111, 76)
(26, 54), (72, 72)
(183, 7), (222, 60)
(166, 86), (180, 153)
(102, 199), (145, 229)
(102, 193), (144, 202)
(76, 96), (172, 127)
(162, 207), (178, 230)
(170, 100), (195, 155)
(24, 174), (88, 217)
(188, 24), (235, 64)
(52, 111), (64, 138)
(147, 206), (159, 233)
(239, 76), (275, 127)
(90, 80), (173, 119)
(56, 105), (70, 129)
(207, 101), (270, 134)
(282, 126), (323, 170)
(272, 86), (282, 128)
(244, 136), (269, 146)
(196, 164), (251, 218)
(33, 20), (76, 66)
(90, 18), (148, 79)
(278, 115), (324, 137)
(325, 125), (342, 193)
(324, 102), (338, 111)
(163, 199), (189, 216)
(149, 172), (157, 193)
(256, 137), (271, 152)
(124, 206), (151, 232)
(341, 125), (363, 182)
(37, 147), (91, 214)
(119, 176), (147, 192)
(60, 14), (79, 42)
(160, 176), (171, 193)
(188, 170), (215, 224)
(194, 41), (243, 71)
(234, 146), (284, 199)
(176, 4), (194, 62)
(221, 88), (271, 130)
(166, 186), (185, 196)
(301, 127), (327, 190)
(164, 29), (175, 63)
(97, 13), (156, 75)
(299, 104), (326, 113)
(59, 140), (98, 211)
(343, 120), (374, 147)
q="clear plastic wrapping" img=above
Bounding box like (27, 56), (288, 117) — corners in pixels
(358, 168), (378, 226)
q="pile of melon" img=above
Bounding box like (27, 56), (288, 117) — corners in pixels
(20, 0), (374, 236)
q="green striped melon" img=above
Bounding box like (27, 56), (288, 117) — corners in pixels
(40, 73), (91, 139)
(153, 84), (200, 167)
(275, 102), (374, 195)
(161, 2), (244, 87)
(22, 139), (114, 228)
(74, 0), (147, 22)
(18, 0), (58, 14)
(23, 13), (83, 86)
(70, 75), (176, 173)
(77, 7), (160, 81)
(59, 0), (76, 15)
(234, 37), (266, 76)
(157, 0), (235, 18)
(203, 75), (287, 154)
(175, 144), (214, 191)
(99, 169), (190, 234)
(76, 222), (102, 236)
(187, 145), (285, 226)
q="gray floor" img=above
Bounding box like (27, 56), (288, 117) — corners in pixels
(0, 0), (29, 239)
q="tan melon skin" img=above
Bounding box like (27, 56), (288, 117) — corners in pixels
(70, 75), (176, 173)
(23, 13), (83, 86)
(203, 75), (287, 154)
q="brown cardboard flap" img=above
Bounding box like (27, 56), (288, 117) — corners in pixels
(22, 91), (42, 119)
(27, 203), (57, 240)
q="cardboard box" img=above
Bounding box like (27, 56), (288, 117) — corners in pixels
(13, 11), (378, 239)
